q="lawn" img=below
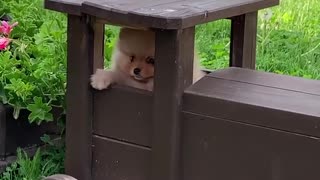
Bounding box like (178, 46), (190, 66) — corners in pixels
(0, 0), (319, 179)
(196, 0), (320, 79)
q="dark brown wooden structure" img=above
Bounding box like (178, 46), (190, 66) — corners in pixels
(0, 105), (60, 160)
(44, 0), (320, 180)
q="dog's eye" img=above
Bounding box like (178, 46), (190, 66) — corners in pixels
(146, 57), (155, 65)
(130, 56), (135, 62)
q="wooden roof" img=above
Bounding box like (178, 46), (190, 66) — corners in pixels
(45, 0), (279, 29)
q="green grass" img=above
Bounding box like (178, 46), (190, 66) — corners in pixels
(0, 135), (65, 180)
(196, 0), (320, 79)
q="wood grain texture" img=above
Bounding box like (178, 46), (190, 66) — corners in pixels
(92, 21), (105, 70)
(151, 27), (195, 180)
(183, 68), (320, 137)
(230, 12), (258, 69)
(182, 112), (320, 180)
(93, 85), (152, 147)
(65, 14), (94, 180)
(92, 135), (151, 180)
(45, 0), (279, 29)
(209, 67), (320, 95)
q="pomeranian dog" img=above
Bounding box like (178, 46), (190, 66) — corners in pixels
(91, 27), (205, 91)
(43, 174), (77, 180)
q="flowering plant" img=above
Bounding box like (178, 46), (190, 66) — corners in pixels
(0, 12), (69, 124)
(0, 21), (18, 50)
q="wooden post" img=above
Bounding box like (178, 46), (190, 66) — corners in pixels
(65, 14), (104, 180)
(230, 11), (258, 69)
(93, 22), (105, 70)
(151, 27), (195, 180)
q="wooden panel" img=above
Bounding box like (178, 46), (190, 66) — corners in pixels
(183, 75), (320, 137)
(151, 27), (195, 180)
(0, 105), (5, 159)
(93, 85), (152, 147)
(65, 14), (94, 180)
(92, 21), (105, 70)
(44, 0), (83, 15)
(209, 67), (320, 96)
(46, 0), (279, 29)
(92, 135), (150, 180)
(230, 12), (258, 69)
(182, 112), (320, 180)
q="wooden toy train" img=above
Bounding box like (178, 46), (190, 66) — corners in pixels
(45, 0), (320, 180)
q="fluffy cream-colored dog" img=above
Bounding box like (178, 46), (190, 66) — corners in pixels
(91, 28), (205, 91)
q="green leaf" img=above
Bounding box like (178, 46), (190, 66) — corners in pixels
(13, 105), (21, 120)
(40, 134), (54, 146)
(27, 97), (53, 124)
(4, 79), (35, 102)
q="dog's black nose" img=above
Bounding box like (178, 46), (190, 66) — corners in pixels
(134, 68), (141, 75)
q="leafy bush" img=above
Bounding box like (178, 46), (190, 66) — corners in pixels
(0, 0), (67, 123)
(0, 0), (117, 124)
(0, 135), (65, 180)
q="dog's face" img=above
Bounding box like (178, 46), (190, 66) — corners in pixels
(116, 28), (155, 83)
(127, 54), (154, 82)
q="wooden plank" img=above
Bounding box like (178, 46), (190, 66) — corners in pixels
(82, 1), (179, 30)
(80, 0), (279, 29)
(44, 0), (83, 15)
(93, 86), (152, 147)
(92, 21), (105, 70)
(183, 76), (320, 137)
(92, 135), (151, 180)
(209, 67), (320, 96)
(45, 0), (279, 29)
(65, 14), (94, 180)
(230, 12), (258, 69)
(151, 27), (195, 180)
(182, 112), (320, 180)
(0, 105), (5, 159)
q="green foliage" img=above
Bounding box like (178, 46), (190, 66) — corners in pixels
(0, 135), (65, 180)
(27, 97), (53, 123)
(195, 20), (230, 70)
(196, 0), (320, 79)
(1, 149), (42, 180)
(104, 25), (119, 68)
(0, 0), (119, 124)
(0, 0), (67, 124)
(0, 0), (45, 39)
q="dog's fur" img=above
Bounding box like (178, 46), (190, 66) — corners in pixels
(91, 28), (205, 91)
(43, 174), (77, 180)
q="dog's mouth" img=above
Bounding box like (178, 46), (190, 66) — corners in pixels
(133, 74), (144, 80)
(132, 75), (152, 83)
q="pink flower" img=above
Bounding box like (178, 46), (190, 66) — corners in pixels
(0, 37), (11, 50)
(0, 21), (18, 36)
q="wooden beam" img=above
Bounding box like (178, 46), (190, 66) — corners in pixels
(230, 11), (258, 69)
(65, 14), (104, 180)
(151, 27), (195, 180)
(93, 22), (105, 70)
